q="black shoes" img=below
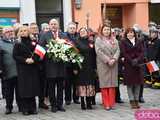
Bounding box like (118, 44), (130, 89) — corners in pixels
(81, 103), (93, 110)
(74, 100), (80, 104)
(57, 106), (66, 112)
(51, 107), (57, 113)
(18, 107), (22, 112)
(39, 103), (49, 109)
(51, 106), (65, 112)
(81, 100), (86, 110)
(81, 103), (86, 110)
(22, 110), (38, 115)
(87, 105), (92, 110)
(5, 108), (12, 115)
(139, 97), (145, 103)
(65, 100), (80, 105)
(91, 101), (96, 105)
(65, 101), (71, 105)
(22, 111), (30, 116)
(116, 99), (124, 103)
(29, 110), (38, 115)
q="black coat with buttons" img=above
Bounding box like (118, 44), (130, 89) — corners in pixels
(75, 37), (96, 86)
(13, 37), (40, 97)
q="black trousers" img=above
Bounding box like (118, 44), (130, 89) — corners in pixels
(4, 77), (21, 110)
(139, 85), (144, 99)
(65, 70), (79, 102)
(21, 97), (36, 112)
(1, 78), (5, 98)
(38, 69), (46, 104)
(48, 77), (64, 108)
(115, 75), (122, 101)
(81, 96), (92, 106)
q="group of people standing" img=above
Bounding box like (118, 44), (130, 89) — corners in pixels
(0, 19), (98, 115)
(0, 18), (159, 116)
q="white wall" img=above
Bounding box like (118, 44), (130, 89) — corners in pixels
(0, 0), (20, 8)
(0, 0), (72, 27)
(63, 0), (72, 31)
(151, 0), (160, 3)
(19, 0), (36, 24)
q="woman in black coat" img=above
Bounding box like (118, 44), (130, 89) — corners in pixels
(120, 28), (144, 109)
(13, 26), (40, 115)
(76, 27), (96, 110)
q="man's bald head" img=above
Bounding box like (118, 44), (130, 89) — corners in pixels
(49, 19), (59, 32)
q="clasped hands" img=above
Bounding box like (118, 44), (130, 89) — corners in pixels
(108, 58), (116, 66)
(25, 58), (34, 64)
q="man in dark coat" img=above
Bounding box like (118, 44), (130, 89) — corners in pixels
(64, 22), (80, 105)
(0, 27), (21, 114)
(114, 28), (124, 103)
(40, 19), (66, 112)
(146, 27), (160, 88)
(29, 23), (49, 109)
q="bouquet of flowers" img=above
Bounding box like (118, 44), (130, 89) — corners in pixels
(46, 38), (84, 68)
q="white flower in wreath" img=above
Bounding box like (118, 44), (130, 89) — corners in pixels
(72, 59), (76, 63)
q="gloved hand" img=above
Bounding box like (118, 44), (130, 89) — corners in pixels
(144, 57), (148, 63)
(131, 59), (138, 67)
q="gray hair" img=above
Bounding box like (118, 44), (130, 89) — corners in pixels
(41, 23), (49, 30)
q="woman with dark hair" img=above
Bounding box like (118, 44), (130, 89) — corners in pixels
(76, 27), (96, 110)
(95, 25), (120, 110)
(120, 28), (144, 109)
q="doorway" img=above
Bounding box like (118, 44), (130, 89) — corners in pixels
(35, 0), (64, 30)
(102, 5), (122, 28)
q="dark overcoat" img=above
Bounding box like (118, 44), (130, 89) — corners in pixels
(39, 31), (66, 78)
(146, 37), (160, 61)
(0, 39), (17, 80)
(13, 37), (40, 97)
(120, 38), (144, 86)
(76, 37), (97, 86)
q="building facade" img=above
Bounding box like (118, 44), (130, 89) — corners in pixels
(150, 0), (160, 24)
(0, 0), (159, 31)
(0, 0), (72, 30)
(73, 0), (150, 31)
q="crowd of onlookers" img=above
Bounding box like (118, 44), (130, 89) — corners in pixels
(0, 18), (160, 116)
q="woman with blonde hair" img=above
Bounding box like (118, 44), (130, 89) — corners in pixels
(95, 24), (120, 110)
(13, 26), (40, 115)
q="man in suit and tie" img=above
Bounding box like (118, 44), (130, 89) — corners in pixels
(40, 19), (66, 112)
(29, 23), (49, 109)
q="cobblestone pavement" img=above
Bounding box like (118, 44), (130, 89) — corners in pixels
(0, 84), (159, 120)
